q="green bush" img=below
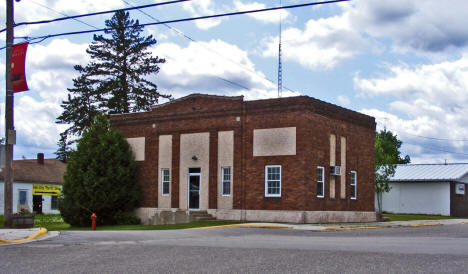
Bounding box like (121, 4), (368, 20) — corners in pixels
(58, 114), (142, 226)
(114, 212), (141, 225)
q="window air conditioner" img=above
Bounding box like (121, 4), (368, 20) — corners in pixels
(330, 166), (341, 176)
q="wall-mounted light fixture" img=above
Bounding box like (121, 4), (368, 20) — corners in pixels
(192, 156), (198, 161)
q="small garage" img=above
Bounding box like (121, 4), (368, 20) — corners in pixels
(380, 163), (468, 217)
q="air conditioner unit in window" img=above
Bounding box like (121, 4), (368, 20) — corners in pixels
(330, 166), (341, 176)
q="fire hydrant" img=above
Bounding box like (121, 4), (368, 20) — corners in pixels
(91, 213), (97, 231)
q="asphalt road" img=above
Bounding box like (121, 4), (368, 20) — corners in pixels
(1, 224), (468, 273)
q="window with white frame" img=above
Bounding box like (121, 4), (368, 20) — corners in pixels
(51, 196), (58, 210)
(222, 167), (231, 196)
(350, 171), (357, 199)
(317, 166), (324, 198)
(162, 168), (170, 195)
(265, 165), (281, 197)
(19, 190), (27, 206)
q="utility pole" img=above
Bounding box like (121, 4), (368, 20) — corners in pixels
(4, 0), (14, 227)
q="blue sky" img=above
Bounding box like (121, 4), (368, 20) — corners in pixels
(0, 0), (467, 163)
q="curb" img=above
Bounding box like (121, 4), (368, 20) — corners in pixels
(409, 223), (441, 227)
(188, 220), (468, 231)
(322, 225), (390, 231)
(0, 227), (48, 245)
(189, 224), (291, 230)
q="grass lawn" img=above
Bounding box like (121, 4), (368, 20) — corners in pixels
(383, 213), (461, 222)
(0, 214), (242, 231)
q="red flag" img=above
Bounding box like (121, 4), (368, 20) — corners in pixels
(11, 42), (29, 93)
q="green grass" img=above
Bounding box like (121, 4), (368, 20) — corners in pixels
(1, 214), (242, 231)
(383, 213), (460, 222)
(65, 220), (242, 231)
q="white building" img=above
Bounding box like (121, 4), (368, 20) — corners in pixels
(0, 153), (65, 215)
(379, 163), (468, 217)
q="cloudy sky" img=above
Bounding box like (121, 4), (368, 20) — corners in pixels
(0, 0), (467, 163)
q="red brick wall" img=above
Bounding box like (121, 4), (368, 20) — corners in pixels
(110, 94), (375, 212)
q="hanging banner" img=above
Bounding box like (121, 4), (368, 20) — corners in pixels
(11, 42), (29, 93)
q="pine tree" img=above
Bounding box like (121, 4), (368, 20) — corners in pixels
(58, 114), (142, 226)
(56, 11), (170, 156)
(55, 132), (72, 163)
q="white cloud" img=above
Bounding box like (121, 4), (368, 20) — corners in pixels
(357, 56), (468, 162)
(154, 39), (300, 100)
(355, 55), (468, 108)
(27, 39), (89, 102)
(233, 0), (290, 24)
(361, 108), (468, 164)
(346, 0), (468, 55)
(182, 0), (223, 30)
(0, 39), (88, 158)
(262, 12), (367, 70)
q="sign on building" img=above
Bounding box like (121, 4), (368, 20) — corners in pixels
(455, 183), (465, 195)
(32, 184), (61, 196)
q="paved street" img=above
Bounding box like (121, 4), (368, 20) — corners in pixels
(1, 224), (468, 273)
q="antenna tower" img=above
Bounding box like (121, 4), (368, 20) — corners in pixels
(277, 0), (283, 98)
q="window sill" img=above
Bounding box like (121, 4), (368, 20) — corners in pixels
(161, 194), (170, 197)
(316, 195), (324, 199)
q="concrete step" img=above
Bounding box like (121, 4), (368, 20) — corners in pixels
(189, 211), (215, 221)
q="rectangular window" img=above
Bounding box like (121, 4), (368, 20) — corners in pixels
(265, 165), (281, 197)
(222, 167), (231, 196)
(317, 166), (325, 198)
(350, 171), (357, 199)
(19, 190), (27, 206)
(51, 196), (58, 210)
(162, 168), (170, 195)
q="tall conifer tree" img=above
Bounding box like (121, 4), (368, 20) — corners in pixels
(56, 11), (170, 154)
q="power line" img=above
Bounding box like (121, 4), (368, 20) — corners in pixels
(123, 0), (299, 94)
(1, 0), (189, 32)
(13, 0), (350, 43)
(20, 1), (101, 46)
(405, 142), (468, 156)
(8, 0), (348, 95)
(400, 131), (468, 142)
(381, 124), (468, 142)
(375, 117), (468, 142)
(28, 0), (100, 30)
(122, 0), (250, 92)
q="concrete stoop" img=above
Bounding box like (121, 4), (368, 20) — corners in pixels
(149, 210), (215, 225)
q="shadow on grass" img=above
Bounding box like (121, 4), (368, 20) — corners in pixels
(383, 213), (461, 222)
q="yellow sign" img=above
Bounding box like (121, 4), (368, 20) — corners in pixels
(33, 184), (61, 196)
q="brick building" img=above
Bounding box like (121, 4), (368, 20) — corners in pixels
(110, 94), (377, 224)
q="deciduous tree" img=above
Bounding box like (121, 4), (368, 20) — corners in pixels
(375, 130), (411, 214)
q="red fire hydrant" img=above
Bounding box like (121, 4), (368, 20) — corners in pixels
(91, 213), (97, 231)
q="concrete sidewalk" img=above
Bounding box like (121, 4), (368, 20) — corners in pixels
(0, 227), (55, 245)
(195, 218), (468, 231)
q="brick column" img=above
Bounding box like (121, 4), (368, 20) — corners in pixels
(171, 133), (180, 209)
(209, 131), (218, 209)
